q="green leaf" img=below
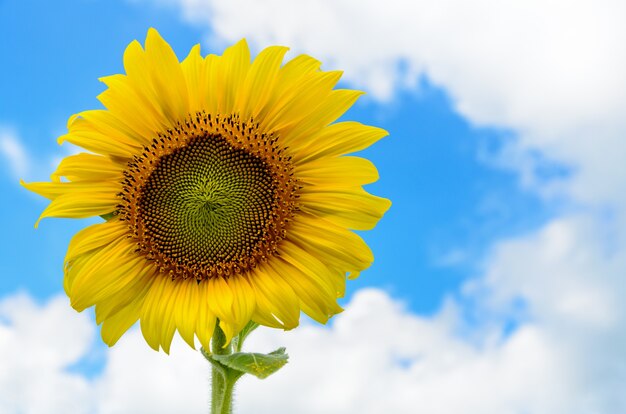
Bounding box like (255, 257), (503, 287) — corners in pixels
(211, 348), (289, 379)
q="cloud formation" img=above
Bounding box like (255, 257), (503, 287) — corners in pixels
(0, 294), (95, 414)
(159, 0), (626, 204)
(2, 282), (624, 413)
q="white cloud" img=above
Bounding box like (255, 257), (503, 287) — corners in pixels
(2, 281), (624, 413)
(154, 0), (626, 205)
(236, 290), (579, 414)
(465, 214), (626, 413)
(0, 293), (95, 414)
(0, 292), (207, 414)
(0, 128), (29, 179)
(94, 329), (208, 414)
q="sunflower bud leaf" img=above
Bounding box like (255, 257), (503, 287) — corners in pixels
(210, 347), (288, 379)
(234, 321), (260, 352)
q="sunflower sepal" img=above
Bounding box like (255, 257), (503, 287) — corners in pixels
(99, 211), (118, 221)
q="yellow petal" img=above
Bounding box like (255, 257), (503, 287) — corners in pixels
(267, 257), (342, 324)
(215, 39), (250, 114)
(31, 184), (120, 227)
(65, 220), (127, 261)
(140, 275), (170, 351)
(206, 276), (235, 325)
(295, 156), (379, 187)
(249, 264), (300, 329)
(100, 290), (151, 346)
(279, 239), (343, 298)
(282, 89), (364, 148)
(98, 74), (164, 138)
(51, 153), (123, 182)
(237, 45), (289, 119)
(121, 40), (166, 122)
(22, 180), (118, 201)
(122, 40), (154, 94)
(300, 186), (391, 230)
(95, 267), (155, 324)
(278, 54), (322, 84)
(288, 213), (374, 271)
(144, 28), (189, 123)
(58, 114), (139, 158)
(64, 220), (128, 294)
(174, 280), (200, 349)
(181, 44), (204, 113)
(70, 241), (152, 312)
(226, 276), (256, 334)
(72, 110), (152, 148)
(257, 54), (321, 118)
(196, 280), (217, 350)
(260, 71), (342, 134)
(158, 278), (182, 354)
(202, 54), (219, 114)
(295, 121), (388, 164)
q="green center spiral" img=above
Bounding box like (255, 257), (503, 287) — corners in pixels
(138, 134), (276, 268)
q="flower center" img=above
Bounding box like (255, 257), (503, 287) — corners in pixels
(119, 113), (298, 280)
(141, 134), (275, 266)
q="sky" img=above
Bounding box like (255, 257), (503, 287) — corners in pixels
(0, 0), (625, 413)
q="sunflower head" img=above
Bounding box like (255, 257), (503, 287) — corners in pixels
(23, 28), (390, 353)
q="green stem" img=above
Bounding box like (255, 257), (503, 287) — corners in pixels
(209, 323), (235, 414)
(212, 371), (235, 414)
(203, 321), (262, 413)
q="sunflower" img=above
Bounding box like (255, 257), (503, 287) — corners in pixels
(23, 29), (390, 353)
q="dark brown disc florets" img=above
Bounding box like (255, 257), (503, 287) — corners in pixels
(118, 113), (298, 280)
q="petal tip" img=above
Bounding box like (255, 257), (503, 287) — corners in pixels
(146, 27), (162, 41)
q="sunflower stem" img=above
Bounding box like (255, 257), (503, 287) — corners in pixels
(210, 323), (236, 414)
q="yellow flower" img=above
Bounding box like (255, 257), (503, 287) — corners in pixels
(23, 29), (390, 353)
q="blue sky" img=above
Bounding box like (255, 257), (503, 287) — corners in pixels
(1, 1), (625, 413)
(1, 0), (543, 310)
